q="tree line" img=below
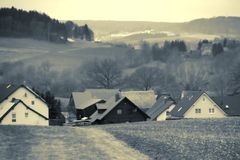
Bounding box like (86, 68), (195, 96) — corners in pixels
(0, 7), (94, 42)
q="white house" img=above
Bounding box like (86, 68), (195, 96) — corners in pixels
(147, 95), (175, 121)
(170, 91), (226, 119)
(0, 84), (49, 126)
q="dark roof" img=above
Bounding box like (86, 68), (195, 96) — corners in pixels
(0, 99), (48, 122)
(0, 84), (19, 103)
(212, 95), (240, 116)
(90, 96), (150, 123)
(170, 91), (205, 117)
(0, 84), (46, 104)
(147, 96), (175, 120)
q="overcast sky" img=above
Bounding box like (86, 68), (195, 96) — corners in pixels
(1, 0), (240, 22)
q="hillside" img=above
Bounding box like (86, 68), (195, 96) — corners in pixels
(0, 38), (128, 71)
(0, 7), (93, 43)
(75, 17), (240, 44)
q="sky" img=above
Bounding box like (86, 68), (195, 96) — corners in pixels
(1, 0), (240, 22)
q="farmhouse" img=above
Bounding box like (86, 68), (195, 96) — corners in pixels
(147, 95), (175, 121)
(120, 90), (157, 111)
(170, 91), (226, 119)
(69, 89), (119, 120)
(90, 96), (150, 124)
(0, 84), (49, 126)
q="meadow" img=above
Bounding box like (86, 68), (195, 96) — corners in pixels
(0, 118), (239, 160)
(100, 118), (240, 160)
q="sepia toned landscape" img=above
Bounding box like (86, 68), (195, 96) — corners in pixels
(0, 0), (240, 159)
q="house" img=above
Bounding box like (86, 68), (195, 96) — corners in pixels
(170, 91), (226, 119)
(120, 90), (157, 111)
(212, 95), (240, 116)
(69, 89), (119, 120)
(0, 84), (49, 126)
(89, 96), (150, 124)
(147, 95), (175, 121)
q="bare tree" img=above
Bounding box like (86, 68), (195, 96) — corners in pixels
(127, 67), (161, 90)
(80, 58), (122, 89)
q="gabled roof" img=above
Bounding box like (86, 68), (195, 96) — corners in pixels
(120, 90), (156, 109)
(0, 99), (48, 122)
(71, 91), (109, 110)
(147, 96), (175, 120)
(0, 84), (47, 104)
(212, 95), (240, 116)
(170, 91), (205, 117)
(85, 89), (119, 101)
(90, 96), (150, 123)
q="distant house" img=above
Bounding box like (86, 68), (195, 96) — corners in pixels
(0, 84), (49, 126)
(201, 43), (212, 56)
(170, 91), (226, 119)
(120, 90), (157, 111)
(147, 96), (175, 121)
(212, 95), (240, 116)
(89, 96), (150, 124)
(69, 89), (119, 120)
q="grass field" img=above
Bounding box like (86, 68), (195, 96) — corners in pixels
(0, 125), (148, 160)
(0, 118), (240, 160)
(0, 38), (128, 71)
(100, 118), (240, 160)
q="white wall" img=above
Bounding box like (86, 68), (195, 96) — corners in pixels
(0, 87), (48, 118)
(156, 104), (175, 121)
(1, 102), (48, 126)
(184, 94), (226, 118)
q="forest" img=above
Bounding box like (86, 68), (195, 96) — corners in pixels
(0, 7), (94, 42)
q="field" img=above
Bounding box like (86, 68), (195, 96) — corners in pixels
(0, 38), (128, 71)
(100, 118), (240, 160)
(0, 125), (148, 160)
(0, 118), (240, 160)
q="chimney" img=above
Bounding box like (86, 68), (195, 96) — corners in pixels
(115, 93), (121, 101)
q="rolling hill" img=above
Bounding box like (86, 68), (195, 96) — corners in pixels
(0, 38), (129, 71)
(74, 17), (240, 44)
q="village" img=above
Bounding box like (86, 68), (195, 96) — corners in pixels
(0, 83), (239, 126)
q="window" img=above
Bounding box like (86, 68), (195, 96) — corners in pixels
(195, 108), (201, 113)
(203, 97), (205, 101)
(117, 109), (122, 115)
(24, 93), (27, 97)
(132, 108), (137, 113)
(31, 101), (35, 105)
(25, 112), (29, 118)
(12, 113), (16, 122)
(209, 108), (215, 113)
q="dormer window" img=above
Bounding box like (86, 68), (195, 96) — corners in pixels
(31, 101), (35, 105)
(24, 93), (27, 97)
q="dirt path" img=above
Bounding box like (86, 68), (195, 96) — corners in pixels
(85, 128), (149, 160)
(13, 126), (149, 160)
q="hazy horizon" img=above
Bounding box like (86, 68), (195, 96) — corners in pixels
(1, 0), (240, 22)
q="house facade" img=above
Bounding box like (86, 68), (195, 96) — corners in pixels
(0, 84), (49, 125)
(90, 97), (150, 124)
(170, 91), (226, 119)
